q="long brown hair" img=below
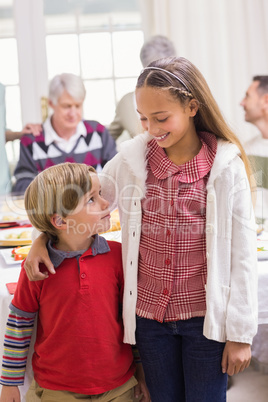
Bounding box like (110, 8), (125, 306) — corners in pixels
(136, 57), (253, 187)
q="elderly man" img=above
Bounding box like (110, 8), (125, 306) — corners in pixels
(240, 75), (268, 224)
(13, 73), (116, 193)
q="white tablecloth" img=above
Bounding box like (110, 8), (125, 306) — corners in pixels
(0, 254), (36, 401)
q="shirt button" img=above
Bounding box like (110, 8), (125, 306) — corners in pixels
(163, 288), (169, 295)
(166, 229), (171, 236)
(165, 259), (171, 265)
(81, 273), (86, 279)
(207, 193), (214, 202)
(206, 224), (214, 233)
(170, 199), (174, 206)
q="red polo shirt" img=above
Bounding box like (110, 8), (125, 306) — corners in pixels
(11, 237), (135, 394)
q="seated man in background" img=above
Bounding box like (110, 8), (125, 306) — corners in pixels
(1, 80), (43, 194)
(0, 82), (11, 194)
(240, 75), (268, 224)
(13, 73), (116, 194)
(108, 35), (176, 142)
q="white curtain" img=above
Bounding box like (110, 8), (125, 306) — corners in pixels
(139, 0), (268, 144)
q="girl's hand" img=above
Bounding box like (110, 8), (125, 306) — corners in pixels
(221, 341), (251, 376)
(24, 233), (55, 281)
(0, 385), (21, 402)
(134, 364), (151, 401)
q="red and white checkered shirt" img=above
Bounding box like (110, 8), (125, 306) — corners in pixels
(136, 132), (217, 322)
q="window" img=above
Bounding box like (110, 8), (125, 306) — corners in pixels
(0, 1), (21, 131)
(44, 0), (144, 125)
(1, 0), (143, 168)
(0, 0), (21, 164)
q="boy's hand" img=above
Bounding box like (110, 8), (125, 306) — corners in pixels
(0, 385), (21, 402)
(221, 341), (251, 376)
(24, 233), (55, 281)
(134, 364), (151, 401)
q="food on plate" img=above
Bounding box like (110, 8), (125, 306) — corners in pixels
(19, 230), (32, 239)
(11, 245), (31, 261)
(2, 215), (20, 221)
(5, 230), (32, 240)
(1, 214), (29, 222)
(5, 232), (20, 239)
(257, 246), (268, 252)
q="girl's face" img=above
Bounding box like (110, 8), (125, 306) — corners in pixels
(136, 86), (199, 159)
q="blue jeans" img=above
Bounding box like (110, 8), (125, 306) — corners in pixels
(136, 316), (227, 402)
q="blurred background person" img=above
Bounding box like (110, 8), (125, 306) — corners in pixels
(108, 35), (176, 143)
(0, 82), (11, 195)
(13, 73), (116, 194)
(240, 76), (268, 225)
(1, 82), (42, 194)
(5, 124), (42, 142)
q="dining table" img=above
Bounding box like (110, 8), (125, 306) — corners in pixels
(0, 194), (267, 401)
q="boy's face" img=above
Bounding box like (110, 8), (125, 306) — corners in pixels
(65, 174), (111, 238)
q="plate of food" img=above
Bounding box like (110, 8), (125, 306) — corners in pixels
(1, 245), (31, 265)
(257, 239), (268, 260)
(0, 227), (33, 246)
(0, 212), (30, 228)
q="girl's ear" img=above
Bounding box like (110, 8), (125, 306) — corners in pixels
(188, 99), (199, 116)
(50, 214), (67, 230)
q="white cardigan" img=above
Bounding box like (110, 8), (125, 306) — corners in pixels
(100, 133), (258, 345)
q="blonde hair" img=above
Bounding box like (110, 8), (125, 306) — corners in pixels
(137, 57), (253, 186)
(24, 163), (96, 242)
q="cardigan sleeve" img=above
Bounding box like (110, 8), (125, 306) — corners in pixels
(226, 158), (258, 343)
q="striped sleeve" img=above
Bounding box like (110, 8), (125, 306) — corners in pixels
(0, 310), (35, 386)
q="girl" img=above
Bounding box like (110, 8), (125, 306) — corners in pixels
(24, 57), (258, 402)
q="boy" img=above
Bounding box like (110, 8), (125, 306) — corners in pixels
(0, 163), (147, 402)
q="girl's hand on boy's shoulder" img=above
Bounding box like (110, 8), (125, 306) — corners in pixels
(0, 385), (20, 402)
(24, 233), (55, 281)
(134, 364), (151, 401)
(221, 341), (251, 376)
